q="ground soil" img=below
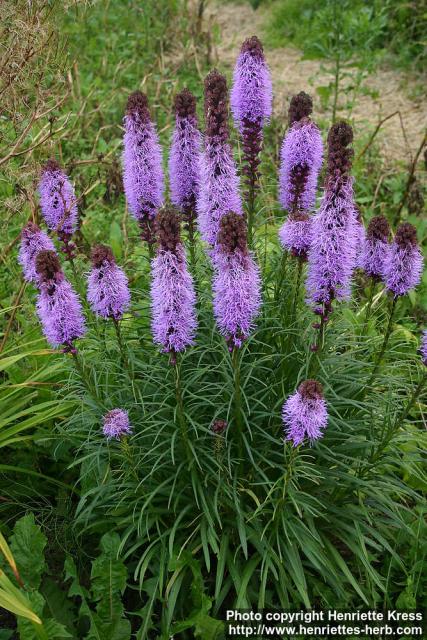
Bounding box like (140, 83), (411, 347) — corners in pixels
(205, 0), (426, 165)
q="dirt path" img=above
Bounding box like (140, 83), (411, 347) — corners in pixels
(206, 1), (426, 164)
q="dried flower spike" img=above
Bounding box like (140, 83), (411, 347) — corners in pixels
(102, 409), (132, 440)
(150, 208), (197, 354)
(197, 70), (242, 246)
(213, 212), (261, 349)
(87, 245), (131, 320)
(35, 250), (85, 350)
(18, 222), (56, 284)
(384, 222), (423, 297)
(123, 91), (164, 244)
(282, 379), (328, 447)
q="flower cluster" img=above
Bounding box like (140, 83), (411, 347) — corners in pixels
(169, 89), (202, 235)
(282, 380), (328, 447)
(102, 409), (132, 440)
(19, 222), (56, 284)
(384, 222), (423, 297)
(87, 245), (131, 320)
(213, 212), (261, 349)
(38, 159), (78, 258)
(306, 122), (358, 315)
(35, 250), (86, 351)
(123, 91), (164, 244)
(360, 215), (390, 280)
(150, 208), (197, 356)
(197, 70), (242, 246)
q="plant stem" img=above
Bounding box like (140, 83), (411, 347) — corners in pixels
(368, 296), (398, 387)
(275, 251), (288, 302)
(120, 436), (139, 481)
(113, 317), (128, 369)
(360, 278), (376, 336)
(398, 370), (427, 426)
(290, 258), (303, 323)
(232, 347), (244, 463)
(188, 219), (196, 269)
(174, 354), (191, 466)
(247, 180), (255, 248)
(71, 350), (99, 401)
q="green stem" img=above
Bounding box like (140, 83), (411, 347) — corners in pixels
(368, 296), (398, 387)
(275, 252), (289, 302)
(290, 258), (303, 322)
(360, 278), (376, 337)
(398, 371), (427, 426)
(113, 318), (128, 369)
(71, 351), (99, 401)
(174, 354), (191, 465)
(247, 181), (256, 248)
(120, 436), (139, 481)
(232, 347), (244, 462)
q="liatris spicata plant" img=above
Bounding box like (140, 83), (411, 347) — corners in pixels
(306, 122), (358, 326)
(231, 36), (272, 243)
(38, 159), (78, 258)
(384, 222), (423, 297)
(35, 250), (86, 352)
(282, 379), (328, 447)
(169, 89), (201, 253)
(150, 207), (197, 357)
(18, 222), (56, 284)
(123, 91), (164, 246)
(279, 92), (323, 215)
(87, 245), (130, 320)
(212, 212), (261, 349)
(102, 409), (132, 440)
(197, 70), (242, 247)
(360, 215), (390, 280)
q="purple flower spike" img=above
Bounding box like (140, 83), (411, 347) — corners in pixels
(279, 93), (323, 214)
(123, 92), (164, 244)
(213, 213), (261, 349)
(279, 212), (312, 259)
(169, 89), (202, 234)
(38, 160), (78, 258)
(354, 207), (366, 268)
(150, 208), (197, 354)
(197, 70), (242, 246)
(360, 215), (390, 279)
(18, 222), (56, 284)
(282, 379), (328, 447)
(35, 250), (85, 349)
(306, 122), (358, 309)
(420, 331), (427, 366)
(231, 36), (272, 131)
(87, 245), (131, 320)
(102, 408), (132, 440)
(384, 223), (423, 297)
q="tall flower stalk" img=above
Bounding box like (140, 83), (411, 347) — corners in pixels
(231, 36), (272, 246)
(38, 159), (78, 260)
(123, 91), (164, 250)
(306, 121), (358, 349)
(197, 70), (242, 247)
(169, 88), (202, 265)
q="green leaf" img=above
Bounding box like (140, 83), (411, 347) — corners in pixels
(10, 514), (47, 590)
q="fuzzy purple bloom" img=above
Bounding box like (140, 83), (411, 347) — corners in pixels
(360, 215), (390, 279)
(18, 222), (56, 284)
(123, 92), (164, 243)
(212, 213), (261, 348)
(279, 212), (313, 258)
(306, 122), (358, 308)
(150, 209), (197, 354)
(197, 70), (242, 246)
(231, 36), (272, 131)
(354, 208), (366, 268)
(169, 89), (202, 226)
(39, 160), (78, 236)
(87, 245), (131, 320)
(35, 251), (86, 349)
(282, 380), (328, 447)
(102, 409), (132, 440)
(384, 223), (423, 297)
(279, 93), (323, 214)
(421, 331), (427, 366)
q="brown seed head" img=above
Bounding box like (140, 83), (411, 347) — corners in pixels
(240, 35), (264, 58)
(298, 379), (323, 400)
(288, 92), (313, 126)
(91, 244), (115, 268)
(126, 91), (150, 123)
(156, 207), (181, 253)
(217, 212), (248, 254)
(395, 222), (418, 249)
(204, 70), (229, 142)
(367, 215), (390, 243)
(174, 88), (197, 119)
(35, 250), (62, 282)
